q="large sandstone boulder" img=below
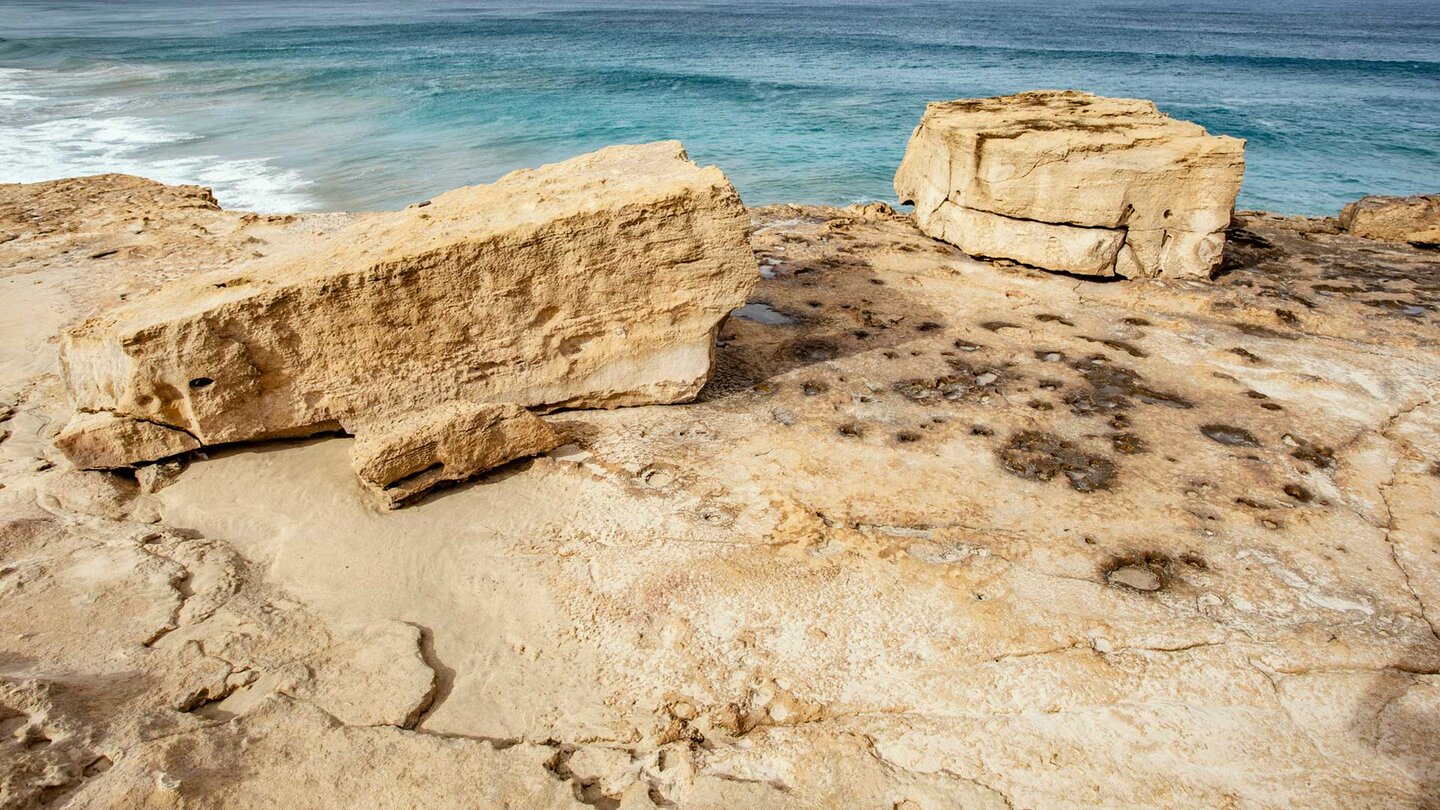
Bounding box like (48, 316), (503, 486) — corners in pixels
(894, 90), (1246, 279)
(56, 141), (756, 472)
(1339, 194), (1440, 246)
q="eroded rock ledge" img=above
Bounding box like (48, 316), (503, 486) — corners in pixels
(895, 90), (1245, 279)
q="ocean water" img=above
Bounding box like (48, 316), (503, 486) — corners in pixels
(1, 0), (1437, 214)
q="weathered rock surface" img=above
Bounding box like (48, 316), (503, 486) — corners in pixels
(55, 141), (755, 470)
(894, 90), (1245, 279)
(351, 402), (561, 507)
(54, 411), (199, 469)
(4, 175), (1440, 808)
(1340, 194), (1440, 246)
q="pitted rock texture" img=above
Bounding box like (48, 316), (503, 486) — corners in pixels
(351, 402), (561, 508)
(3, 176), (1439, 808)
(54, 141), (755, 469)
(894, 90), (1245, 279)
(1340, 194), (1440, 247)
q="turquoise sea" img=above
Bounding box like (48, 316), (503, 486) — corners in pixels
(1, 0), (1437, 214)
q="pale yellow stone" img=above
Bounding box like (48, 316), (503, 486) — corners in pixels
(1339, 194), (1440, 246)
(351, 401), (561, 507)
(56, 141), (755, 469)
(895, 90), (1245, 278)
(55, 410), (199, 469)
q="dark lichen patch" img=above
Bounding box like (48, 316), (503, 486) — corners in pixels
(1063, 390), (1111, 417)
(1275, 308), (1301, 326)
(997, 430), (1116, 493)
(1200, 424), (1262, 447)
(801, 380), (830, 396)
(1067, 357), (1192, 414)
(1233, 322), (1299, 340)
(837, 422), (863, 438)
(916, 321), (944, 332)
(1034, 313), (1075, 326)
(1260, 402), (1284, 411)
(895, 430), (921, 444)
(1286, 435), (1335, 469)
(1283, 483), (1314, 503)
(860, 310), (899, 330)
(953, 339), (983, 352)
(1027, 399), (1054, 411)
(1080, 335), (1147, 358)
(895, 358), (1011, 405)
(1178, 553), (1208, 570)
(788, 338), (841, 363)
(1228, 347), (1263, 363)
(1034, 350), (1065, 363)
(1362, 298), (1430, 317)
(979, 321), (1020, 332)
(1235, 496), (1274, 510)
(1219, 227), (1284, 274)
(1110, 432), (1147, 455)
(1312, 283), (1368, 295)
(895, 378), (956, 403)
(1121, 317), (1152, 327)
(970, 425), (994, 437)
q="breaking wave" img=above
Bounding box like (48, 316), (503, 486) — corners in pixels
(0, 64), (317, 212)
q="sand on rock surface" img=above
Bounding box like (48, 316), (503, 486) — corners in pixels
(2, 176), (1438, 808)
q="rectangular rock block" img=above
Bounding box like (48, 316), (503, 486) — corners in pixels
(1339, 194), (1440, 246)
(895, 91), (1245, 279)
(57, 141), (756, 468)
(351, 402), (561, 508)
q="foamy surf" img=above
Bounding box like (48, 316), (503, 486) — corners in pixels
(0, 68), (317, 212)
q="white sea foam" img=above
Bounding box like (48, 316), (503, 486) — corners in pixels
(0, 69), (318, 212)
(0, 68), (42, 107)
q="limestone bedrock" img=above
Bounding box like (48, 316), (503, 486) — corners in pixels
(55, 141), (756, 470)
(894, 90), (1245, 279)
(3, 173), (1440, 808)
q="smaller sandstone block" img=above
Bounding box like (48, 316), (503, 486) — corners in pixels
(1339, 194), (1440, 246)
(351, 402), (561, 508)
(56, 411), (199, 470)
(894, 90), (1246, 279)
